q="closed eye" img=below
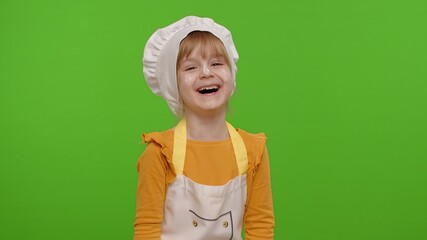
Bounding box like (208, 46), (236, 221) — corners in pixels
(184, 66), (196, 71)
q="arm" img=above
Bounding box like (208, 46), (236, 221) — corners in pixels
(244, 145), (275, 240)
(133, 142), (167, 240)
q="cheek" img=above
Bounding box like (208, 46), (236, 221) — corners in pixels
(177, 73), (195, 95)
(216, 68), (234, 87)
(218, 69), (234, 90)
(218, 68), (232, 80)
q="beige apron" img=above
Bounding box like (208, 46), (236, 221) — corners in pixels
(161, 118), (248, 240)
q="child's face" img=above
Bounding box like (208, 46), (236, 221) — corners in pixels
(177, 45), (234, 116)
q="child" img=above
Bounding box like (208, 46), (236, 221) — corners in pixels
(134, 16), (274, 240)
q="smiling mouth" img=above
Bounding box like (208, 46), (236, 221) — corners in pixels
(197, 85), (219, 94)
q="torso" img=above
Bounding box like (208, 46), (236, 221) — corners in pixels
(184, 138), (239, 185)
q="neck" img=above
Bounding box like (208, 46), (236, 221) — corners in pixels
(183, 110), (228, 141)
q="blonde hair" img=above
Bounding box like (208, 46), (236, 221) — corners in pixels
(176, 31), (232, 70)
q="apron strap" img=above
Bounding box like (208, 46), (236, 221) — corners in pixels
(172, 118), (187, 175)
(172, 118), (248, 175)
(226, 122), (248, 175)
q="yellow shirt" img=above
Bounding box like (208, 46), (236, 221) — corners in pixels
(134, 128), (275, 240)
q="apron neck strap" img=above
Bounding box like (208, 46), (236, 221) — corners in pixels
(172, 118), (248, 175)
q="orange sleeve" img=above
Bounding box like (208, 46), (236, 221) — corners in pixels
(133, 141), (167, 240)
(244, 145), (275, 239)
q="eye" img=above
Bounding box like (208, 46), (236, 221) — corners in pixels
(212, 62), (224, 66)
(184, 66), (196, 71)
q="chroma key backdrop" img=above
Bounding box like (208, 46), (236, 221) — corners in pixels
(1, 0), (426, 239)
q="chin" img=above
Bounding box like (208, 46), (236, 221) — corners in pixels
(201, 103), (228, 112)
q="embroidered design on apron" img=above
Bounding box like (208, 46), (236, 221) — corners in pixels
(161, 118), (248, 240)
(189, 210), (233, 239)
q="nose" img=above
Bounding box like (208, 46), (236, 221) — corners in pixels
(200, 65), (213, 79)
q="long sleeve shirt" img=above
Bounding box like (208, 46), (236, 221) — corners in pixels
(133, 128), (274, 240)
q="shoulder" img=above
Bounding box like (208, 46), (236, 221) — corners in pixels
(142, 129), (174, 148)
(139, 129), (174, 165)
(236, 128), (267, 147)
(236, 128), (267, 159)
(138, 129), (176, 182)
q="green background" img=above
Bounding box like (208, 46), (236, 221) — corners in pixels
(1, 0), (426, 239)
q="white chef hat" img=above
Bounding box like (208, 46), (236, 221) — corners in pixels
(142, 16), (239, 117)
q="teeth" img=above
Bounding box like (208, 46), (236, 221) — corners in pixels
(198, 85), (219, 94)
(199, 86), (218, 91)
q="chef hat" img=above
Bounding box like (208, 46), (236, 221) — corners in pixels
(142, 16), (239, 117)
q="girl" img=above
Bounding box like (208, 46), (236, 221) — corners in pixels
(134, 16), (274, 240)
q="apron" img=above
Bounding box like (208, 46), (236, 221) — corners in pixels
(161, 118), (248, 240)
